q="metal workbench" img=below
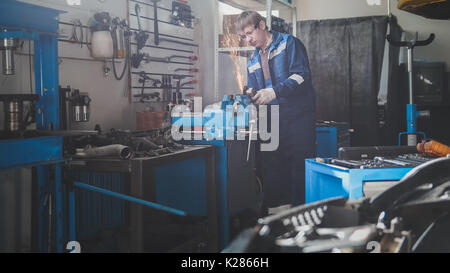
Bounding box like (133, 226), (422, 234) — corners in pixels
(67, 145), (218, 252)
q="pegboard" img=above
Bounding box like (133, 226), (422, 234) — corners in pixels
(127, 0), (200, 105)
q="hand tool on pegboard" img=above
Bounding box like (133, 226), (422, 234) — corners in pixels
(171, 0), (194, 28)
(137, 71), (162, 102)
(172, 75), (187, 104)
(131, 52), (197, 68)
(150, 0), (197, 47)
(161, 75), (173, 103)
(180, 79), (197, 87)
(172, 75), (197, 104)
(134, 3), (149, 51)
(174, 68), (199, 73)
(150, 0), (161, 45)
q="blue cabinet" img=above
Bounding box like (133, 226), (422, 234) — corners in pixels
(305, 158), (412, 203)
(316, 121), (350, 158)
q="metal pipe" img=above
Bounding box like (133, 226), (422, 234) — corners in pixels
(4, 100), (23, 131)
(388, 0), (391, 16)
(135, 3), (143, 31)
(292, 4), (297, 37)
(131, 71), (194, 78)
(159, 38), (197, 47)
(15, 51), (123, 64)
(130, 0), (172, 12)
(407, 47), (414, 104)
(129, 13), (194, 31)
(266, 0), (272, 31)
(1, 37), (18, 75)
(151, 0), (160, 45)
(75, 144), (133, 159)
(130, 42), (194, 54)
(73, 181), (186, 216)
(132, 86), (194, 90)
(2, 47), (15, 75)
(68, 188), (76, 242)
(59, 21), (89, 29)
(128, 27), (194, 42)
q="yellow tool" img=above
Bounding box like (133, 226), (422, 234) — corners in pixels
(417, 139), (450, 157)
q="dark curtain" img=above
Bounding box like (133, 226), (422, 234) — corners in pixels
(297, 16), (392, 146)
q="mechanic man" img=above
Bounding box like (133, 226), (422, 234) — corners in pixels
(236, 11), (316, 214)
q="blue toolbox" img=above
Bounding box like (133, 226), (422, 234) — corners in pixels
(315, 121), (350, 158)
(305, 158), (412, 203)
(305, 147), (435, 203)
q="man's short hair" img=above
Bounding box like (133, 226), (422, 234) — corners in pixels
(236, 10), (266, 32)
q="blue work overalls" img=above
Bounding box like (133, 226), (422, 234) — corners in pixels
(247, 30), (316, 208)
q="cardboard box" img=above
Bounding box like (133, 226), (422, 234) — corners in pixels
(136, 111), (165, 130)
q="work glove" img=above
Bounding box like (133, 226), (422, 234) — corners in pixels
(253, 88), (276, 105)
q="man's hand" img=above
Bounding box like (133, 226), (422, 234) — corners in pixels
(253, 88), (276, 105)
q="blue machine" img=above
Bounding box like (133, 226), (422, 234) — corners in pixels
(386, 33), (434, 146)
(173, 101), (352, 248)
(172, 95), (259, 249)
(0, 0), (66, 252)
(172, 94), (253, 140)
(305, 158), (412, 203)
(315, 121), (350, 158)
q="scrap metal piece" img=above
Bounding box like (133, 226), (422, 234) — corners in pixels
(75, 144), (133, 159)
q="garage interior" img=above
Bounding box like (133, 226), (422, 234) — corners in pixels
(1, 0), (450, 254)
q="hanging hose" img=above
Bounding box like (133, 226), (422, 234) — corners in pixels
(112, 25), (130, 81)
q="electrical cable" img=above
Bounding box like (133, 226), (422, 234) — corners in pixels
(255, 174), (263, 194)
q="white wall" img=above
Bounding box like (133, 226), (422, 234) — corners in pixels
(296, 0), (388, 20)
(191, 0), (216, 106)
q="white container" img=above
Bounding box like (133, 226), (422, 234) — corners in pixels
(91, 31), (113, 59)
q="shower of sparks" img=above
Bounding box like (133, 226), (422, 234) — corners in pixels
(223, 20), (245, 93)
